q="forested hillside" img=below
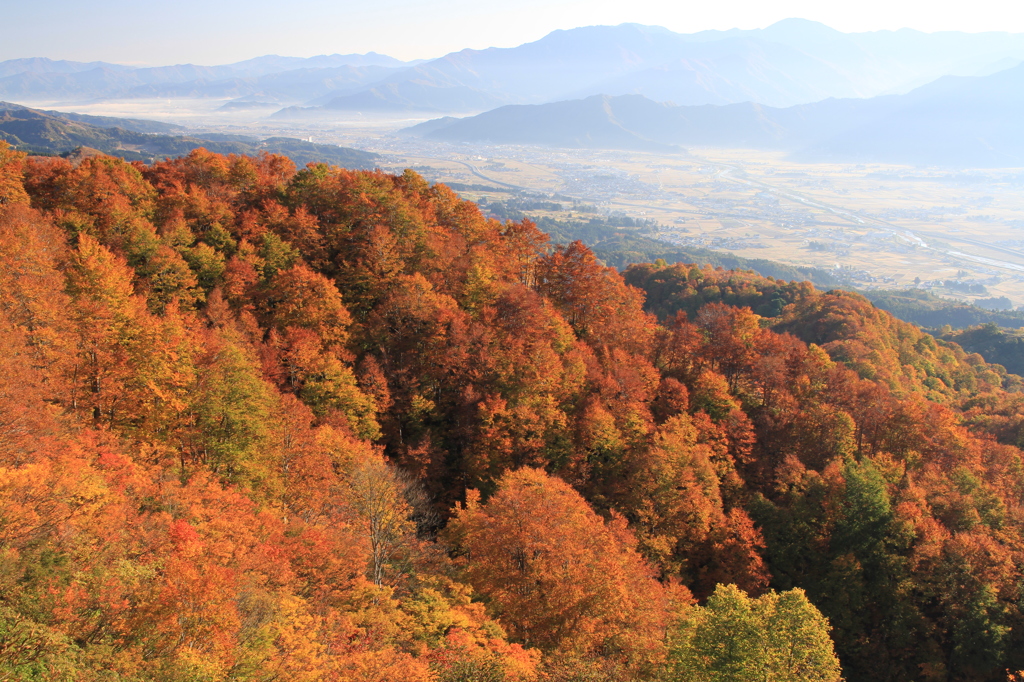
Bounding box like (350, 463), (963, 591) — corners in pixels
(0, 103), (380, 167)
(0, 141), (1022, 681)
(937, 324), (1024, 377)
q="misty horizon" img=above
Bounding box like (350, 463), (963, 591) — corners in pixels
(7, 17), (1024, 68)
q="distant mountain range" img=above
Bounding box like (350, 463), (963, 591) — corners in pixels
(280, 21), (1024, 114)
(403, 61), (1024, 167)
(4, 21), (1024, 115)
(0, 102), (379, 168)
(0, 53), (420, 104)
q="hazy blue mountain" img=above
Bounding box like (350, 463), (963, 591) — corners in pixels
(800, 63), (1024, 165)
(282, 23), (867, 117)
(685, 19), (1024, 92)
(0, 63), (263, 100)
(403, 94), (853, 150)
(0, 58), (132, 79)
(127, 64), (408, 102)
(8, 22), (1024, 113)
(558, 36), (866, 106)
(221, 52), (416, 76)
(240, 64), (406, 101)
(348, 24), (858, 109)
(0, 67), (147, 101)
(0, 53), (418, 103)
(405, 61), (1024, 166)
(300, 21), (1024, 114)
(404, 95), (677, 150)
(399, 116), (459, 135)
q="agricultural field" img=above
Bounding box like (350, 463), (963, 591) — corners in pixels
(369, 138), (1024, 308)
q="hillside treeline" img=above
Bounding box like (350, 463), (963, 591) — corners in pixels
(0, 142), (1023, 681)
(864, 289), (1024, 330)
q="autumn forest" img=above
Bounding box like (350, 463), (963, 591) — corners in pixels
(1, 141), (1023, 681)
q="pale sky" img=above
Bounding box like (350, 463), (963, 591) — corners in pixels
(3, 0), (1024, 65)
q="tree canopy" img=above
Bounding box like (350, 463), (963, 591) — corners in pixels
(0, 147), (1022, 681)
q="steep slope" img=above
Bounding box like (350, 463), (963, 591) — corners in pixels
(2, 144), (1024, 679)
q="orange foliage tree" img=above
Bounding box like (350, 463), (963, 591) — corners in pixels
(448, 467), (682, 676)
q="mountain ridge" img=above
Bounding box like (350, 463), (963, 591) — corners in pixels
(404, 61), (1024, 166)
(7, 21), (1024, 115)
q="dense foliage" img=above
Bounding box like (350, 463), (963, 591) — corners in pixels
(864, 289), (1024, 330)
(937, 324), (1024, 377)
(1, 141), (1023, 681)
